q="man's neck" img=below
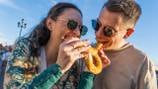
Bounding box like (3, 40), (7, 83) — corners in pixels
(105, 40), (128, 51)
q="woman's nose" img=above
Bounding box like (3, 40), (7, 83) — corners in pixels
(71, 28), (80, 36)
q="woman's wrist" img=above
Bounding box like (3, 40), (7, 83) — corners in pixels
(55, 63), (66, 74)
(60, 69), (66, 74)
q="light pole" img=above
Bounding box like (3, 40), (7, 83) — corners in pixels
(17, 18), (27, 38)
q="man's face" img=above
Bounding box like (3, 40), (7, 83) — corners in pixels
(95, 7), (128, 50)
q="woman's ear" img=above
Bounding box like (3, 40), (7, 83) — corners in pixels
(124, 28), (134, 39)
(46, 18), (55, 31)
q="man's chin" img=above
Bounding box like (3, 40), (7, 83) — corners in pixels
(102, 44), (110, 49)
(97, 42), (111, 50)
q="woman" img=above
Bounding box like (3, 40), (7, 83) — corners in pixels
(3, 2), (94, 89)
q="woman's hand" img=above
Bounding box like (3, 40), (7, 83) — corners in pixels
(56, 38), (90, 74)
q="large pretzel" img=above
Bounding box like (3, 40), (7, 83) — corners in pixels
(84, 43), (103, 74)
(63, 35), (104, 74)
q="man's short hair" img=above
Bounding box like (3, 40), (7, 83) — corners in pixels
(103, 0), (142, 26)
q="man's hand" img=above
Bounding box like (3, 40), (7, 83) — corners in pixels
(98, 49), (111, 68)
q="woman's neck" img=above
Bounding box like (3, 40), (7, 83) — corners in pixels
(44, 39), (59, 66)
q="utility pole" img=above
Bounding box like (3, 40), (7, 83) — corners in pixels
(17, 18), (27, 38)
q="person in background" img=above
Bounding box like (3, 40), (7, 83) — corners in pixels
(0, 46), (12, 89)
(0, 44), (4, 64)
(0, 44), (4, 89)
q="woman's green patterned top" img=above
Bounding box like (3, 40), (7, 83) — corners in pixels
(3, 38), (94, 89)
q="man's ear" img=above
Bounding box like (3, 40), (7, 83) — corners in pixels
(46, 18), (55, 31)
(124, 28), (134, 39)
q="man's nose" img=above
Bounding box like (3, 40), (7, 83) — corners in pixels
(95, 28), (102, 37)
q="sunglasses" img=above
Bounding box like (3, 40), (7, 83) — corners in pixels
(57, 19), (88, 36)
(91, 19), (117, 37)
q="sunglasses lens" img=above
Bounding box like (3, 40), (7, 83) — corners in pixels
(92, 19), (100, 32)
(80, 26), (88, 36)
(67, 20), (78, 30)
(103, 27), (115, 37)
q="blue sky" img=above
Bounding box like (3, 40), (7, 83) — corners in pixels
(0, 0), (158, 65)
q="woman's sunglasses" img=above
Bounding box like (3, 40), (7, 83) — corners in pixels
(91, 19), (117, 37)
(57, 19), (88, 36)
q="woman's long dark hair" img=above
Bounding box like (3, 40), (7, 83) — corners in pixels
(27, 2), (82, 57)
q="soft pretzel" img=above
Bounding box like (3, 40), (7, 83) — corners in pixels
(84, 43), (103, 74)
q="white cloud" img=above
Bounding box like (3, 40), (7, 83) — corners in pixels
(0, 0), (25, 12)
(49, 0), (58, 5)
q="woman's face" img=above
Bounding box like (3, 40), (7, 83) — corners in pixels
(48, 8), (82, 44)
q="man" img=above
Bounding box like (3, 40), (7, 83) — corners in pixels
(92, 0), (157, 89)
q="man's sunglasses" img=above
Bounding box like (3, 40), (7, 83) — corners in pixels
(91, 19), (117, 37)
(57, 19), (88, 36)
